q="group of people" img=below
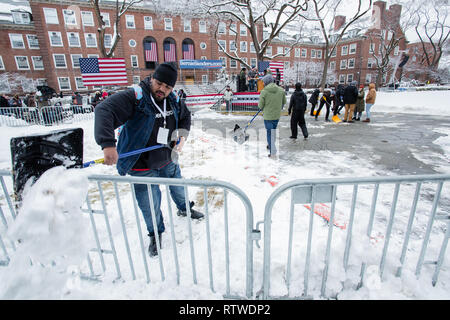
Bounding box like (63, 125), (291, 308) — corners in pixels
(237, 67), (283, 93)
(308, 82), (377, 123)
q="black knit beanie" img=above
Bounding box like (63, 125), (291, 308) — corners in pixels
(153, 63), (178, 87)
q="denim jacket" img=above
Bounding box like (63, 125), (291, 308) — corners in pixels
(116, 89), (181, 176)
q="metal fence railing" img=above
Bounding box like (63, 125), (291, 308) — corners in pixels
(82, 174), (257, 299)
(0, 170), (17, 266)
(0, 105), (94, 127)
(260, 174), (450, 299)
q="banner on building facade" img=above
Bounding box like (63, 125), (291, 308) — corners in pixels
(179, 60), (223, 69)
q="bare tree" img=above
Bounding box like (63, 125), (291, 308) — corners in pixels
(204, 0), (309, 69)
(299, 0), (372, 90)
(413, 0), (450, 75)
(91, 0), (144, 58)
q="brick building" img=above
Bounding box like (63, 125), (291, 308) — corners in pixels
(0, 0), (435, 95)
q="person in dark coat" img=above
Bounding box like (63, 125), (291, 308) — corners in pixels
(275, 69), (281, 86)
(334, 84), (345, 115)
(288, 82), (308, 139)
(0, 94), (9, 108)
(343, 81), (358, 122)
(308, 88), (320, 116)
(9, 94), (23, 108)
(315, 89), (332, 122)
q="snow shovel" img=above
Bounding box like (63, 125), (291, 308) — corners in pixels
(232, 109), (262, 144)
(10, 128), (84, 201)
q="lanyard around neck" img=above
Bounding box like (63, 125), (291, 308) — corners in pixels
(150, 93), (167, 127)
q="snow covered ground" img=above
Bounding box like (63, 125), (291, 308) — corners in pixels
(0, 90), (449, 300)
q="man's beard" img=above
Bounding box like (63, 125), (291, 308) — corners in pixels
(151, 89), (166, 101)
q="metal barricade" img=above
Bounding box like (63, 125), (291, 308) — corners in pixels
(260, 174), (450, 299)
(82, 174), (257, 299)
(0, 170), (17, 266)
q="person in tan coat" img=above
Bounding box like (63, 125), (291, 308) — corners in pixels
(363, 83), (376, 122)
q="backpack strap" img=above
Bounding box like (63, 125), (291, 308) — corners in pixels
(132, 85), (143, 101)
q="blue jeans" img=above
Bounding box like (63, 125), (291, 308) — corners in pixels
(248, 79), (256, 91)
(366, 103), (373, 119)
(264, 120), (279, 155)
(129, 162), (187, 236)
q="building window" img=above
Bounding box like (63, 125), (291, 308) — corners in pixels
(9, 34), (25, 49)
(0, 56), (4, 70)
(301, 48), (307, 58)
(200, 42), (207, 50)
(104, 34), (113, 48)
(12, 11), (31, 24)
(367, 58), (375, 68)
(133, 76), (140, 85)
(67, 32), (81, 47)
(71, 54), (83, 68)
(31, 56), (44, 70)
(58, 77), (71, 91)
(331, 47), (337, 57)
(43, 8), (58, 24)
(85, 33), (97, 47)
(341, 45), (348, 56)
(75, 77), (86, 90)
(295, 48), (301, 57)
(369, 43), (375, 54)
(230, 59), (237, 68)
(250, 58), (257, 67)
(317, 50), (322, 59)
(49, 31), (63, 47)
(202, 74), (208, 84)
(164, 18), (173, 31)
(144, 16), (153, 30)
(229, 23), (237, 35)
(184, 19), (191, 32)
(277, 46), (284, 55)
(229, 40), (237, 52)
(240, 41), (247, 53)
(81, 11), (94, 26)
(339, 74), (346, 84)
(53, 54), (67, 68)
(218, 22), (226, 35)
(125, 15), (135, 28)
(219, 56), (226, 67)
(365, 73), (372, 83)
(240, 24), (247, 37)
(63, 9), (77, 26)
(250, 42), (256, 53)
(201, 56), (207, 60)
(199, 20), (207, 33)
(131, 55), (138, 68)
(284, 47), (291, 56)
(267, 46), (272, 56)
(329, 61), (336, 70)
(218, 40), (226, 52)
(340, 59), (347, 69)
(15, 56), (30, 70)
(347, 74), (353, 83)
(349, 43), (357, 54)
(128, 39), (136, 48)
(26, 35), (39, 49)
(348, 58), (355, 68)
(311, 49), (316, 58)
(88, 54), (99, 58)
(100, 12), (110, 27)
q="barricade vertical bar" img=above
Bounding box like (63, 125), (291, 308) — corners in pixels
(285, 190), (296, 295)
(131, 183), (151, 283)
(97, 181), (122, 279)
(380, 183), (400, 280)
(432, 222), (449, 286)
(367, 183), (379, 237)
(304, 185), (316, 297)
(147, 183), (165, 281)
(416, 181), (443, 277)
(224, 189), (230, 296)
(321, 185), (338, 297)
(204, 186), (215, 293)
(86, 253), (95, 278)
(397, 182), (422, 277)
(114, 182), (136, 280)
(0, 206), (7, 228)
(344, 185), (358, 271)
(0, 234), (8, 262)
(165, 186), (180, 285)
(184, 186), (197, 285)
(1, 176), (16, 220)
(85, 193), (106, 272)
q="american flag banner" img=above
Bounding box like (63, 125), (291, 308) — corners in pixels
(182, 43), (194, 60)
(144, 41), (158, 62)
(258, 60), (284, 82)
(164, 42), (176, 62)
(79, 58), (128, 86)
